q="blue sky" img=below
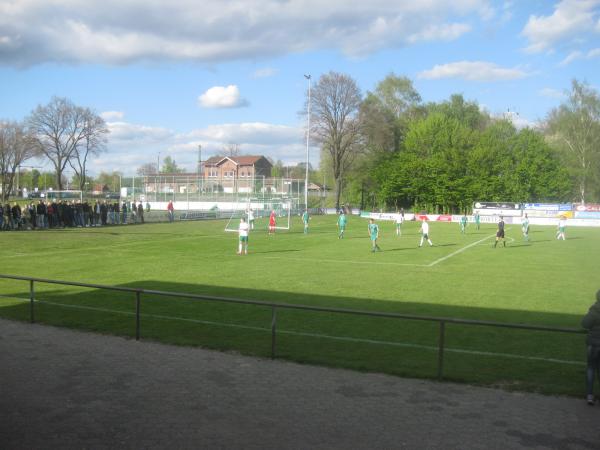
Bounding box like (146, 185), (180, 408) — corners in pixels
(0, 0), (599, 176)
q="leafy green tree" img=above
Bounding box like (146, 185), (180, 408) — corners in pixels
(160, 155), (184, 174)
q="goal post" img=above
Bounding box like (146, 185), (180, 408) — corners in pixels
(223, 196), (299, 232)
(269, 197), (299, 230)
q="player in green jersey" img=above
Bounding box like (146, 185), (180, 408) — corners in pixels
(302, 210), (309, 234)
(368, 218), (381, 252)
(521, 213), (530, 241)
(474, 211), (480, 230)
(557, 216), (567, 240)
(460, 214), (467, 234)
(337, 211), (347, 239)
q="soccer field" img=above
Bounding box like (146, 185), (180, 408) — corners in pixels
(1, 215), (597, 396)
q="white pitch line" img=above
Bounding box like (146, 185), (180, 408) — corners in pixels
(427, 234), (496, 267)
(2, 298), (582, 367)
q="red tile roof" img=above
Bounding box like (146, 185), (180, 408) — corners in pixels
(204, 155), (271, 166)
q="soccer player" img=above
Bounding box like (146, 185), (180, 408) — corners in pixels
(247, 208), (255, 230)
(460, 214), (467, 234)
(474, 211), (480, 230)
(337, 210), (347, 239)
(557, 216), (566, 240)
(419, 218), (433, 247)
(302, 210), (309, 234)
(237, 217), (249, 255)
(268, 210), (276, 234)
(395, 211), (404, 236)
(368, 218), (381, 252)
(521, 213), (530, 241)
(493, 216), (506, 248)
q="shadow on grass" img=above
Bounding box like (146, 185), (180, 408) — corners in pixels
(0, 278), (588, 396)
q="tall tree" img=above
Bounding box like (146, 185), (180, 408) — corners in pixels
(0, 121), (38, 201)
(69, 110), (108, 190)
(160, 155), (184, 174)
(27, 97), (92, 190)
(545, 79), (600, 203)
(310, 71), (363, 209)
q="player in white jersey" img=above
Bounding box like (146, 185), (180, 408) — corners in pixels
(419, 218), (433, 247)
(247, 208), (255, 230)
(395, 212), (404, 236)
(238, 217), (250, 254)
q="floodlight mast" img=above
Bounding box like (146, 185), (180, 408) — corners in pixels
(304, 74), (311, 211)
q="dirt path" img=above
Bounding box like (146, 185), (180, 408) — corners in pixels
(0, 318), (598, 449)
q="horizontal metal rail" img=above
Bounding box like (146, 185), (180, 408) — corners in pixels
(0, 273), (586, 380)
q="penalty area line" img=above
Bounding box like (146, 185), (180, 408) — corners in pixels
(427, 234), (495, 267)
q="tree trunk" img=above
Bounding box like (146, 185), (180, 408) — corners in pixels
(334, 176), (342, 211)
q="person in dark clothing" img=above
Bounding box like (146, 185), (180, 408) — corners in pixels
(493, 216), (506, 248)
(100, 201), (108, 226)
(28, 203), (36, 229)
(582, 290), (600, 406)
(11, 203), (22, 229)
(137, 202), (144, 223)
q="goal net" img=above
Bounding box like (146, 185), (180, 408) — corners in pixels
(224, 197), (299, 232)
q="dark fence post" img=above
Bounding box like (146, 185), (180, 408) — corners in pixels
(437, 321), (446, 380)
(29, 280), (35, 324)
(271, 307), (277, 359)
(135, 291), (141, 341)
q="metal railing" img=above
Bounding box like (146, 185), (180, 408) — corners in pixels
(0, 274), (586, 380)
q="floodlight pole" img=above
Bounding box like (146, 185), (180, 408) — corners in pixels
(304, 74), (311, 211)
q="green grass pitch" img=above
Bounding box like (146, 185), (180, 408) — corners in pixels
(0, 215), (597, 396)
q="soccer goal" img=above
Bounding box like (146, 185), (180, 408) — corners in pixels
(223, 197), (299, 232)
(267, 197), (298, 230)
(224, 197), (257, 233)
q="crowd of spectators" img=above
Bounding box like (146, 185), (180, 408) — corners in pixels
(0, 200), (152, 231)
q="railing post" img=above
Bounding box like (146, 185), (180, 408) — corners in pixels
(29, 280), (35, 324)
(437, 321), (446, 380)
(271, 307), (277, 359)
(135, 291), (141, 341)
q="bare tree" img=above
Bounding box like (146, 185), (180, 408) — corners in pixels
(27, 97), (92, 190)
(137, 162), (158, 176)
(310, 71), (363, 209)
(69, 110), (108, 191)
(0, 121), (38, 201)
(224, 143), (240, 157)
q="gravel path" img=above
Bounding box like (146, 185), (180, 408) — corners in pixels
(0, 318), (598, 449)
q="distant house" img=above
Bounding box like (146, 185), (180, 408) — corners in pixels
(204, 155), (273, 193)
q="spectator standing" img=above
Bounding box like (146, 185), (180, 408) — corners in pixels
(582, 290), (600, 406)
(137, 202), (144, 223)
(167, 200), (174, 222)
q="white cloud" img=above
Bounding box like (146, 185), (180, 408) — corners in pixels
(0, 0), (489, 66)
(252, 67), (278, 78)
(100, 111), (125, 121)
(198, 85), (248, 109)
(559, 47), (600, 65)
(418, 61), (528, 81)
(538, 88), (565, 99)
(107, 121), (174, 143)
(521, 0), (600, 53)
(92, 119), (306, 175)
